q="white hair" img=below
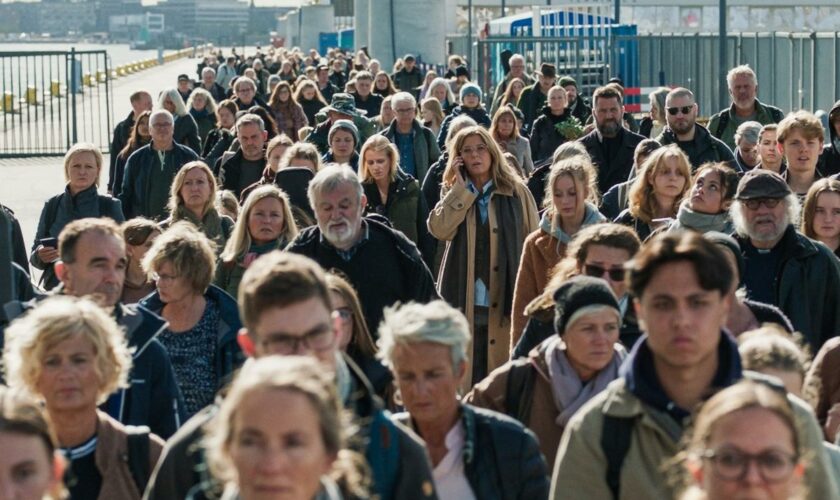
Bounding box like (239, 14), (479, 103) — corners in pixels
(509, 53), (525, 64)
(377, 301), (471, 370)
(734, 121), (762, 146)
(158, 88), (188, 117)
(428, 77), (456, 104)
(730, 193), (801, 241)
(307, 164), (364, 210)
(149, 108), (174, 125)
(235, 113), (265, 134)
(392, 91), (416, 109)
(186, 87), (217, 115)
(201, 66), (216, 77)
(727, 64), (757, 88)
(233, 76), (257, 92)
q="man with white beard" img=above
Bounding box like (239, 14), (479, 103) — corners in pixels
(286, 164), (438, 335)
(731, 169), (840, 352)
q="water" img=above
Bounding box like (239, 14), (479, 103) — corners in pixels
(0, 42), (168, 67)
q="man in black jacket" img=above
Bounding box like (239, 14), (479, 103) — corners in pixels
(198, 67), (226, 103)
(219, 113), (267, 199)
(654, 87), (736, 171)
(108, 90), (152, 193)
(145, 251), (438, 500)
(286, 165), (438, 334)
(351, 70), (383, 118)
(579, 86), (645, 195)
(2, 218), (186, 439)
(392, 54), (424, 98)
(560, 76), (592, 124)
(820, 99), (840, 176)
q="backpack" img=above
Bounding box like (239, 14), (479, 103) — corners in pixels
(125, 426), (152, 495)
(713, 105), (784, 139)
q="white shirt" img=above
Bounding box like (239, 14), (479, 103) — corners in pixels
(432, 420), (476, 500)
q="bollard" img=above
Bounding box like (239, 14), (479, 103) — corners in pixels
(2, 92), (14, 112)
(97, 71), (107, 83)
(26, 86), (38, 105)
(83, 73), (92, 87)
(51, 80), (61, 97)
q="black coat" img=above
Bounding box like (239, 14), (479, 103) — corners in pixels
(437, 105), (492, 149)
(819, 99), (840, 176)
(286, 218), (439, 335)
(2, 204), (28, 273)
(352, 91), (383, 118)
(108, 112), (135, 193)
(119, 143), (199, 220)
(614, 208), (654, 241)
(421, 150), (449, 215)
(219, 149), (267, 200)
(580, 127), (646, 195)
(655, 124), (736, 171)
(529, 107), (573, 164)
(203, 128), (234, 174)
(174, 113), (202, 155)
(395, 404), (550, 500)
(300, 97), (326, 127)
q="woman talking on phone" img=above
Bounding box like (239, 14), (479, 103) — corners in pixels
(428, 126), (539, 386)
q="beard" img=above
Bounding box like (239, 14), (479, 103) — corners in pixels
(748, 213), (788, 243)
(597, 119), (621, 137)
(321, 216), (358, 248)
(670, 119), (694, 136)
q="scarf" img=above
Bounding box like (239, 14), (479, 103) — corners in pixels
(190, 108), (211, 120)
(241, 240), (283, 268)
(545, 336), (626, 426)
(675, 202), (733, 234)
(540, 202), (606, 244)
(175, 205), (224, 245)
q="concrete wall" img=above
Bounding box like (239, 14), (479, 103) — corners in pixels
(354, 0), (369, 51)
(367, 0), (447, 67)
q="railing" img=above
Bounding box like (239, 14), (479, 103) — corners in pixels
(476, 31), (840, 116)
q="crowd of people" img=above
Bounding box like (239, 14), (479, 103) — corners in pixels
(3, 43), (840, 499)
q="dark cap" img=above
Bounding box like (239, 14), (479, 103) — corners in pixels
(404, 54), (416, 62)
(734, 169), (791, 200)
(177, 74), (190, 82)
(455, 65), (470, 78)
(537, 63), (556, 79)
(553, 276), (620, 335)
(558, 76), (578, 89)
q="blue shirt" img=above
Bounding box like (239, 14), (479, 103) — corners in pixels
(395, 130), (416, 177)
(467, 179), (494, 307)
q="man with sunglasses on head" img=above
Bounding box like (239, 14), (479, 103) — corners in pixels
(655, 87), (736, 171)
(732, 169), (840, 352)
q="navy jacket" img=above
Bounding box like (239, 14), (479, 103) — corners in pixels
(119, 142), (199, 219)
(141, 284), (245, 389)
(395, 404), (550, 500)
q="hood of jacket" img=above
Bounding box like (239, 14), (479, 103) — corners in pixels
(539, 202), (606, 243)
(829, 99), (840, 143)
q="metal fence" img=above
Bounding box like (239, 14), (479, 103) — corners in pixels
(476, 31), (840, 117)
(1, 49), (112, 158)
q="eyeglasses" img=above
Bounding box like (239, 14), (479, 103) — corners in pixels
(584, 263), (625, 282)
(151, 272), (179, 283)
(667, 105), (694, 116)
(394, 108), (415, 114)
(701, 447), (798, 483)
(334, 307), (353, 321)
(743, 198), (782, 210)
(258, 328), (335, 355)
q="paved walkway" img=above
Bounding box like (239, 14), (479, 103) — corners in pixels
(1, 51), (212, 270)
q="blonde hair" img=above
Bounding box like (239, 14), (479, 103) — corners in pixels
(628, 144), (691, 224)
(142, 221), (217, 293)
(186, 87), (217, 115)
(266, 134), (294, 160)
(63, 143), (104, 187)
(421, 97), (445, 129)
(490, 105), (520, 141)
(543, 157), (600, 216)
(326, 273), (377, 359)
(442, 126), (522, 193)
(167, 161), (218, 218)
(3, 296), (132, 405)
(777, 111), (825, 144)
(801, 178), (840, 239)
(358, 135), (399, 184)
(280, 142), (323, 172)
(204, 356), (368, 497)
(220, 185), (298, 264)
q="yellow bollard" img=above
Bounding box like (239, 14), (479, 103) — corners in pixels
(97, 71), (107, 83)
(2, 92), (14, 112)
(50, 80), (61, 97)
(83, 73), (92, 87)
(26, 86), (38, 105)
(110, 69), (118, 79)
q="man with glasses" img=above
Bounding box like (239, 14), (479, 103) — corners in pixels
(286, 165), (437, 335)
(490, 53), (535, 116)
(550, 231), (838, 499)
(145, 251), (438, 500)
(119, 109), (198, 220)
(732, 169), (840, 352)
(655, 87), (735, 170)
(231, 76), (270, 113)
(380, 92), (440, 182)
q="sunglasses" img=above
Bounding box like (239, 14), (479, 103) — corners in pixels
(584, 264), (625, 282)
(743, 198), (782, 210)
(667, 105), (693, 116)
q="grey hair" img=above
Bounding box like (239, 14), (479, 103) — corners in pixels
(377, 300), (471, 370)
(234, 76), (257, 92)
(444, 115), (478, 146)
(735, 121), (762, 146)
(392, 91), (416, 109)
(187, 88), (217, 115)
(666, 87), (695, 105)
(235, 113), (265, 133)
(307, 164), (364, 210)
(730, 193), (801, 240)
(509, 53), (525, 64)
(201, 66), (216, 77)
(253, 58), (263, 67)
(552, 140), (589, 163)
(727, 64), (757, 88)
(429, 77), (456, 105)
(149, 108), (174, 125)
(158, 88), (188, 117)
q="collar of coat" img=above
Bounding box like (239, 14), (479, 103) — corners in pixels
(736, 225), (821, 261)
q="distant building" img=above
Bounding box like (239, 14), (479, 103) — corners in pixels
(38, 1), (97, 35)
(109, 12), (165, 42)
(153, 0), (249, 40)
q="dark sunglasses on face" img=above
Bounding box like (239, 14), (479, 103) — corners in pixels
(743, 198), (782, 210)
(667, 105), (693, 116)
(584, 264), (625, 282)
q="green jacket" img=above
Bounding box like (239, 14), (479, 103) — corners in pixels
(707, 98), (784, 150)
(380, 119), (441, 184)
(550, 377), (840, 500)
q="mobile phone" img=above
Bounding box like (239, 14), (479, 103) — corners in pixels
(40, 237), (58, 248)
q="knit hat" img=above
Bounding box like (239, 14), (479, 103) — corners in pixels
(328, 119), (359, 146)
(558, 76), (578, 89)
(460, 83), (482, 102)
(553, 276), (621, 335)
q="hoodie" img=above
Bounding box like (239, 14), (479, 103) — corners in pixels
(539, 203), (606, 245)
(820, 100), (840, 176)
